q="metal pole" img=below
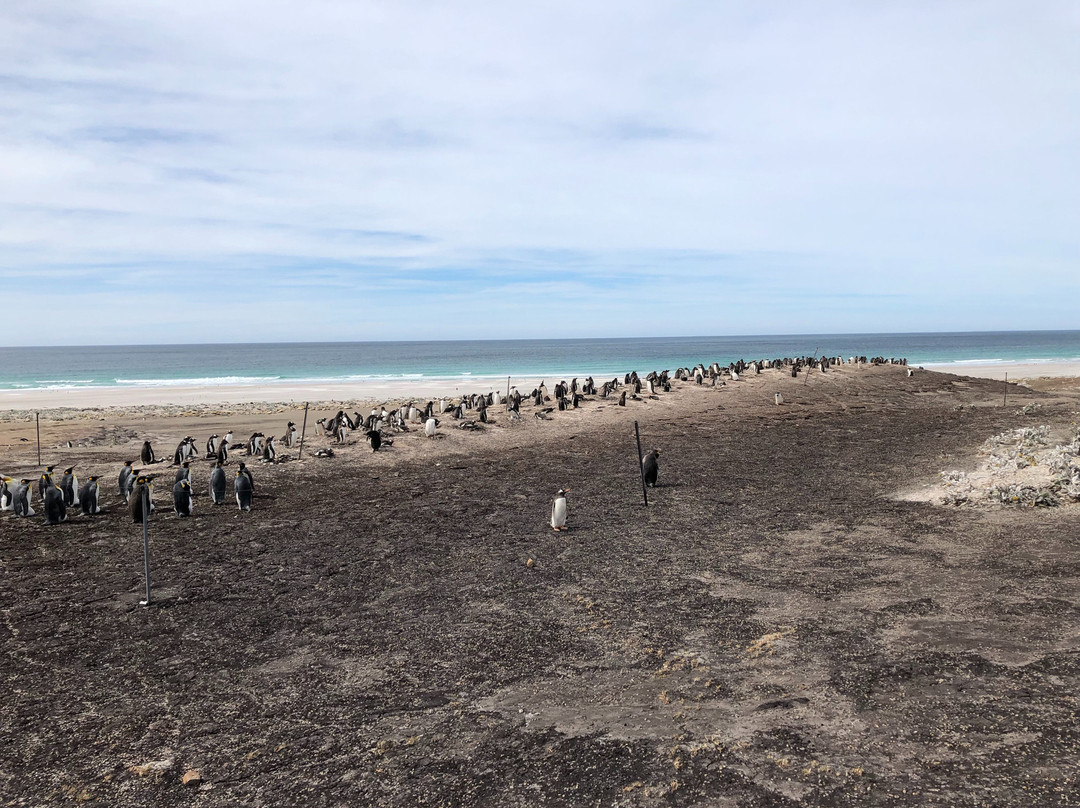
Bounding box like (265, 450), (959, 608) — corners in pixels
(297, 403), (309, 460)
(36, 412), (41, 466)
(506, 376), (511, 411)
(634, 421), (648, 508)
(139, 484), (151, 606)
(1003, 372), (1008, 407)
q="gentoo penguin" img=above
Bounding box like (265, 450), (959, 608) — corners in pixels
(223, 431), (234, 450)
(209, 461), (227, 505)
(172, 438), (188, 465)
(43, 479), (67, 525)
(206, 434), (219, 457)
(141, 440), (156, 465)
(37, 466), (55, 502)
(618, 391), (627, 407)
(367, 429), (382, 452)
(129, 476), (154, 523)
(262, 435), (276, 463)
(284, 422), (297, 448)
(174, 461), (191, 485)
(13, 479), (35, 517)
(425, 417), (438, 438)
(217, 439), (230, 465)
(0, 476), (13, 510)
(79, 476), (101, 515)
(173, 479), (194, 517)
(234, 469), (253, 512)
(642, 449), (660, 488)
(247, 432), (264, 455)
(551, 489), (570, 531)
(59, 467), (79, 507)
(774, 392), (783, 405)
(117, 460), (136, 501)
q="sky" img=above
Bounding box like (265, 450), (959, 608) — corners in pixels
(1, 1), (1077, 345)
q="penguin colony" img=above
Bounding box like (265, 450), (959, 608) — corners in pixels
(1, 354), (908, 529)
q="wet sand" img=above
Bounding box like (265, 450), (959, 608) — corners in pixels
(2, 364), (1079, 806)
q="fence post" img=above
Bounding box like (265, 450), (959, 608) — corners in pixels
(139, 484), (152, 606)
(634, 421), (648, 507)
(298, 403), (309, 460)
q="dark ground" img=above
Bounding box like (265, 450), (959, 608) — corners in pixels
(2, 366), (1079, 807)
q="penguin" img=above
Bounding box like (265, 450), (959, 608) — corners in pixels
(43, 480), (67, 525)
(425, 417), (438, 438)
(774, 392), (783, 405)
(13, 479), (35, 517)
(217, 439), (230, 465)
(117, 460), (135, 501)
(37, 465), (55, 502)
(234, 469), (253, 512)
(141, 440), (156, 465)
(247, 432), (264, 455)
(206, 434), (219, 457)
(551, 488), (570, 532)
(172, 438), (187, 465)
(262, 435), (276, 463)
(173, 479), (194, 517)
(0, 476), (13, 510)
(237, 462), (254, 491)
(618, 391), (627, 407)
(79, 476), (101, 515)
(129, 476), (154, 523)
(367, 429), (382, 452)
(642, 449), (660, 488)
(59, 467), (79, 507)
(209, 461), (227, 505)
(284, 422), (298, 448)
(174, 461), (191, 485)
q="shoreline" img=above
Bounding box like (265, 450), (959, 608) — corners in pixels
(1, 360), (1079, 413)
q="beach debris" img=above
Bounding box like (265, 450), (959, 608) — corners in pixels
(129, 755), (175, 780)
(181, 769), (202, 787)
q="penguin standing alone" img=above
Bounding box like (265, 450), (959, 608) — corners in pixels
(173, 479), (194, 517)
(262, 436), (276, 463)
(551, 488), (570, 531)
(234, 469), (253, 511)
(79, 476), (102, 515)
(367, 429), (382, 452)
(0, 476), (13, 511)
(642, 449), (660, 488)
(141, 440), (156, 465)
(209, 461), (227, 505)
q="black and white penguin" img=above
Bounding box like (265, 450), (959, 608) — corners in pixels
(247, 433), (264, 456)
(618, 391), (627, 407)
(174, 461), (191, 485)
(79, 476), (101, 515)
(173, 479), (194, 517)
(262, 436), (276, 463)
(13, 479), (35, 517)
(37, 466), (55, 502)
(284, 422), (298, 448)
(59, 467), (79, 507)
(141, 440), (156, 465)
(425, 417), (438, 438)
(117, 460), (135, 501)
(209, 461), (226, 505)
(172, 438), (187, 465)
(367, 429), (382, 452)
(217, 439), (230, 465)
(43, 479), (67, 525)
(0, 476), (13, 511)
(551, 489), (569, 531)
(642, 449), (660, 488)
(237, 462), (254, 495)
(129, 476), (154, 523)
(206, 434), (219, 457)
(234, 469), (253, 512)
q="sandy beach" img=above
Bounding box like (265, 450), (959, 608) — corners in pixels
(2, 363), (1079, 806)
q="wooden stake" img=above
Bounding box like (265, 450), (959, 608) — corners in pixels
(297, 403), (309, 460)
(506, 376), (511, 411)
(35, 412), (41, 466)
(1003, 372), (1008, 407)
(139, 484), (152, 606)
(634, 421), (648, 507)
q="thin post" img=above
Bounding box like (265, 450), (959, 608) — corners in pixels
(36, 412), (41, 466)
(1003, 373), (1008, 407)
(506, 376), (511, 411)
(297, 403), (309, 460)
(634, 421), (648, 508)
(139, 484), (151, 606)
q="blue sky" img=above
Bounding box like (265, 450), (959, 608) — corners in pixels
(1, 1), (1077, 345)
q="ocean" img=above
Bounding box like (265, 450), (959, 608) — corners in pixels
(1, 331), (1078, 393)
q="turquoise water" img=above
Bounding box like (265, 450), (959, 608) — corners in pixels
(0, 331), (1077, 392)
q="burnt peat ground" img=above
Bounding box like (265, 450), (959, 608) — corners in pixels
(2, 367), (1079, 806)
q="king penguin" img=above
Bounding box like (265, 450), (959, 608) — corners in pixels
(118, 460), (135, 501)
(209, 461), (227, 505)
(174, 461), (192, 485)
(79, 476), (101, 515)
(37, 465), (55, 502)
(234, 468), (253, 511)
(1, 476), (14, 511)
(13, 479), (35, 517)
(129, 476), (154, 523)
(43, 478), (67, 525)
(59, 467), (79, 507)
(551, 488), (570, 531)
(173, 478), (194, 517)
(642, 449), (660, 488)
